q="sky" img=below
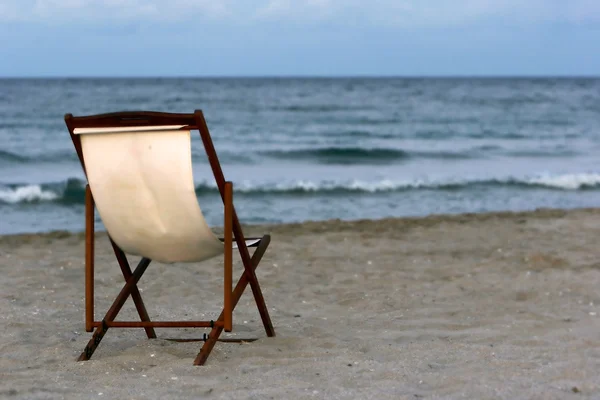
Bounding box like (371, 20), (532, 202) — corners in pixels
(0, 0), (599, 77)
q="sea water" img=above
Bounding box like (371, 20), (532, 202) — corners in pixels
(1, 77), (599, 234)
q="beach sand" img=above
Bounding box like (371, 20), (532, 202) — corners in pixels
(1, 208), (599, 399)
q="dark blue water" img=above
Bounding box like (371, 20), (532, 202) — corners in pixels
(1, 78), (599, 234)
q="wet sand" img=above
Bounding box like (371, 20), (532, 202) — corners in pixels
(1, 208), (599, 399)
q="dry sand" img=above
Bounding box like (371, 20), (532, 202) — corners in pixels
(1, 208), (599, 399)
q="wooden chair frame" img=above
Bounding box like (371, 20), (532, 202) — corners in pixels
(64, 110), (275, 365)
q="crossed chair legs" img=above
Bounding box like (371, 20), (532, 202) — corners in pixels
(78, 235), (275, 366)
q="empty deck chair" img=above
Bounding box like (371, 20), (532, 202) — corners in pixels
(64, 110), (275, 365)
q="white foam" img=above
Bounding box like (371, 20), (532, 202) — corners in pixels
(523, 173), (600, 190)
(218, 173), (600, 193)
(199, 178), (444, 193)
(0, 185), (59, 203)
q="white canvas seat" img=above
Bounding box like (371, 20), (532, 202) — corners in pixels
(74, 126), (223, 263)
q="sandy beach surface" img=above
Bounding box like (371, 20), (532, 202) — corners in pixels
(1, 208), (599, 399)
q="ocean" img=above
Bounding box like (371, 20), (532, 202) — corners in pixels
(0, 77), (599, 235)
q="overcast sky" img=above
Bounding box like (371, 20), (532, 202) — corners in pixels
(1, 0), (599, 77)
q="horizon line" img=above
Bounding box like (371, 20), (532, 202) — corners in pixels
(1, 74), (599, 79)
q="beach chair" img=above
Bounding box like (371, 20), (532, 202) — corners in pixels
(64, 110), (275, 365)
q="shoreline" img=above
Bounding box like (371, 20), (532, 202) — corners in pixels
(2, 206), (599, 241)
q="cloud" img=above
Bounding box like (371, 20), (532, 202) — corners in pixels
(1, 0), (230, 22)
(1, 0), (598, 25)
(269, 0), (600, 27)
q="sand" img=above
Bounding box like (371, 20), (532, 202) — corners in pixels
(1, 208), (599, 399)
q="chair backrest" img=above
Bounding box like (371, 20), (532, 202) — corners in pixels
(72, 124), (223, 264)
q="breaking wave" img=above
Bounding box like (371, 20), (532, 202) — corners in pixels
(1, 173), (599, 205)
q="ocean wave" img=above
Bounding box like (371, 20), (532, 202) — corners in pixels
(0, 146), (471, 166)
(0, 179), (83, 204)
(274, 104), (363, 112)
(0, 147), (247, 166)
(523, 173), (600, 190)
(261, 147), (473, 164)
(0, 149), (78, 164)
(260, 145), (578, 164)
(1, 173), (599, 205)
(0, 149), (28, 163)
(262, 147), (410, 163)
(215, 174), (600, 194)
(0, 184), (60, 203)
(0, 143), (582, 167)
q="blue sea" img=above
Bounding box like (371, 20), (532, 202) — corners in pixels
(1, 78), (599, 235)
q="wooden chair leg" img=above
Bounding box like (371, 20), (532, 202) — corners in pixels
(78, 258), (152, 361)
(194, 235), (273, 365)
(85, 185), (95, 332)
(110, 239), (157, 339)
(224, 182), (233, 332)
